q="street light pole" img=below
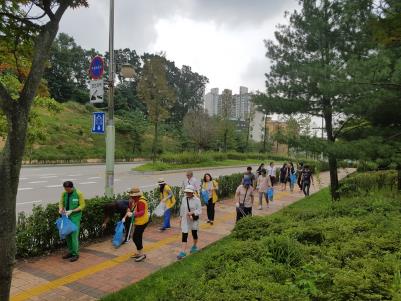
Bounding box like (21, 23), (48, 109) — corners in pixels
(105, 0), (115, 197)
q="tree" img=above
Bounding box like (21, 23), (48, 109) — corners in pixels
(219, 89), (235, 152)
(183, 110), (216, 151)
(0, 2), (88, 299)
(254, 0), (373, 199)
(44, 33), (90, 103)
(137, 56), (175, 161)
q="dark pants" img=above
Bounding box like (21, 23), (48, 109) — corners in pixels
(206, 199), (215, 221)
(133, 223), (148, 251)
(297, 175), (302, 189)
(182, 230), (198, 242)
(302, 182), (311, 196)
(270, 176), (276, 186)
(236, 206), (252, 222)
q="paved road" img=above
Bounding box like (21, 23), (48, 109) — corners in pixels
(17, 163), (251, 213)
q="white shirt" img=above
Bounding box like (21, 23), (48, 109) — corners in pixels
(180, 196), (202, 232)
(267, 166), (276, 177)
(182, 176), (200, 192)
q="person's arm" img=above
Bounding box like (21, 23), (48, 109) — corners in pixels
(194, 198), (201, 216)
(134, 201), (145, 218)
(73, 191), (85, 213)
(58, 193), (65, 214)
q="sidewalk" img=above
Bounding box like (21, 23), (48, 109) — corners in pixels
(10, 169), (352, 301)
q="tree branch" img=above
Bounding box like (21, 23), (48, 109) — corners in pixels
(0, 12), (41, 30)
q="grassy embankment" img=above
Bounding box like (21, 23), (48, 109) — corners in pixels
(103, 171), (401, 300)
(27, 102), (135, 162)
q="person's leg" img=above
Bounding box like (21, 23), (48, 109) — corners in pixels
(68, 216), (81, 261)
(132, 224), (147, 261)
(302, 182), (307, 196)
(178, 233), (188, 259)
(306, 183), (310, 196)
(206, 200), (212, 222)
(210, 202), (215, 222)
(236, 207), (243, 223)
(190, 230), (199, 253)
(258, 192), (263, 209)
(162, 208), (171, 229)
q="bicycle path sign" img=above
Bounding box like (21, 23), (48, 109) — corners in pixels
(92, 112), (105, 134)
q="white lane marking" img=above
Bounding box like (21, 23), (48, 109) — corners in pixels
(17, 200), (42, 205)
(68, 174), (82, 177)
(28, 181), (48, 184)
(39, 176), (58, 179)
(46, 185), (62, 188)
(18, 187), (33, 191)
(19, 177), (28, 180)
(88, 177), (101, 180)
(79, 181), (97, 185)
(114, 179), (121, 182)
(61, 178), (77, 181)
(140, 184), (157, 189)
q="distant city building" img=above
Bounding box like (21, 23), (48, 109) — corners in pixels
(204, 86), (253, 121)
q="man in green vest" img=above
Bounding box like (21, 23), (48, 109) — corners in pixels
(58, 181), (85, 262)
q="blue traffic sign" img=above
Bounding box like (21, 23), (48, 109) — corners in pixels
(90, 56), (104, 79)
(92, 112), (105, 134)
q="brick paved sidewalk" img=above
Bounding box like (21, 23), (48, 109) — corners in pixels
(10, 169), (352, 301)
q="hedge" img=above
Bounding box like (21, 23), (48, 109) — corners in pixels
(16, 172), (244, 258)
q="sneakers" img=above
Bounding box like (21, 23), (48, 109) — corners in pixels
(135, 254), (146, 262)
(159, 227), (166, 232)
(124, 239), (131, 244)
(177, 251), (187, 260)
(69, 255), (79, 262)
(131, 253), (140, 259)
(258, 206), (262, 210)
(62, 253), (73, 260)
(190, 246), (199, 254)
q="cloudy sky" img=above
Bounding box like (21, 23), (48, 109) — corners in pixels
(60, 0), (299, 93)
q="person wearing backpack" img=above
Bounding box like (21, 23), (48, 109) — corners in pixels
(177, 185), (202, 260)
(235, 176), (255, 222)
(289, 162), (297, 193)
(58, 181), (85, 262)
(123, 187), (149, 262)
(157, 178), (176, 231)
(201, 173), (219, 225)
(279, 163), (289, 191)
(297, 162), (304, 192)
(301, 165), (314, 196)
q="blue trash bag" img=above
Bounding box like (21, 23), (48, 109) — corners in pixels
(200, 190), (209, 205)
(112, 221), (125, 248)
(266, 187), (274, 201)
(290, 174), (297, 184)
(55, 215), (77, 240)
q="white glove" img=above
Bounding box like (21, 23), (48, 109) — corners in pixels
(66, 210), (73, 217)
(127, 211), (133, 218)
(122, 218), (126, 223)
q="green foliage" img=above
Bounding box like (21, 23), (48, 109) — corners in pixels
(103, 173), (401, 301)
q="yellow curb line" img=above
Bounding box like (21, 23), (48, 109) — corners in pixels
(11, 191), (290, 301)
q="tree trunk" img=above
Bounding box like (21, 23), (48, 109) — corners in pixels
(324, 109), (339, 201)
(0, 11), (66, 299)
(152, 121), (158, 163)
(223, 128), (228, 152)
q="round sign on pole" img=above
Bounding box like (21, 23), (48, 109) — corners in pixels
(90, 56), (104, 79)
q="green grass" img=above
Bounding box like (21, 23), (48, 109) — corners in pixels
(132, 159), (264, 172)
(102, 174), (401, 301)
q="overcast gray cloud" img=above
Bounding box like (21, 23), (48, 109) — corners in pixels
(60, 0), (298, 91)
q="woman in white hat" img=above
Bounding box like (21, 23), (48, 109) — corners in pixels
(122, 187), (149, 262)
(177, 185), (202, 259)
(157, 178), (176, 231)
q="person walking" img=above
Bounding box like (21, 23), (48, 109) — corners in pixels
(267, 162), (276, 186)
(102, 199), (130, 242)
(58, 181), (85, 262)
(256, 163), (265, 179)
(182, 171), (200, 195)
(201, 173), (219, 225)
(301, 165), (314, 196)
(157, 178), (176, 231)
(297, 162), (304, 192)
(289, 162), (297, 193)
(235, 176), (255, 222)
(256, 169), (272, 209)
(279, 163), (289, 191)
(177, 185), (202, 260)
(244, 166), (256, 188)
(123, 187), (149, 262)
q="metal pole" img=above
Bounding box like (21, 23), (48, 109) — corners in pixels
(105, 0), (115, 197)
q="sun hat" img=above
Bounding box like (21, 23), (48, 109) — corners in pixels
(129, 187), (143, 197)
(184, 185), (195, 193)
(157, 178), (166, 185)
